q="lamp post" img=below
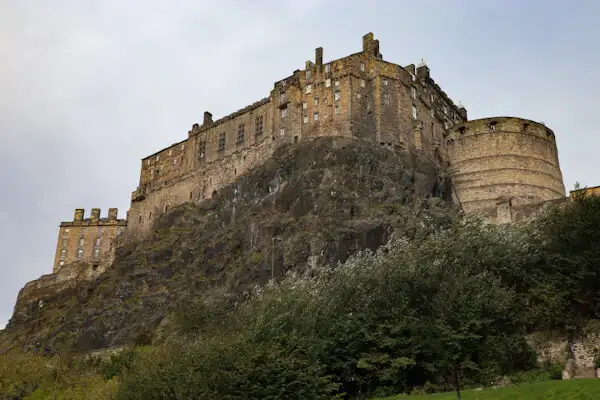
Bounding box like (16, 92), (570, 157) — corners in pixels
(271, 236), (282, 281)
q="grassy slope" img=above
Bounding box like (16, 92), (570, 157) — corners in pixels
(380, 379), (600, 400)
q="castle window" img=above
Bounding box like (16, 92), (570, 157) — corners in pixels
(489, 121), (497, 130)
(255, 116), (264, 138)
(459, 127), (466, 134)
(313, 112), (319, 121)
(303, 115), (309, 124)
(383, 79), (388, 86)
(412, 105), (417, 119)
(59, 261), (64, 266)
(181, 144), (185, 151)
(325, 78), (331, 87)
(149, 211), (152, 219)
(324, 97), (328, 105)
(357, 93), (361, 99)
(60, 249), (66, 260)
(325, 64), (331, 73)
(334, 105), (340, 114)
(62, 238), (68, 247)
(199, 141), (206, 159)
(95, 238), (101, 246)
(237, 124), (245, 145)
(412, 87), (417, 99)
(306, 69), (311, 79)
(303, 102), (307, 109)
(334, 80), (340, 86)
(138, 215), (142, 223)
(79, 238), (84, 247)
(218, 132), (226, 152)
(360, 79), (365, 88)
(156, 155), (160, 161)
(314, 97), (319, 106)
(173, 158), (178, 165)
(93, 248), (100, 260)
(293, 136), (298, 143)
(334, 91), (341, 101)
(384, 93), (390, 105)
(305, 84), (312, 94)
(165, 204), (169, 213)
(281, 108), (287, 118)
(146, 159), (151, 166)
(189, 192), (193, 200)
(360, 62), (365, 72)
(77, 248), (83, 259)
(280, 128), (285, 136)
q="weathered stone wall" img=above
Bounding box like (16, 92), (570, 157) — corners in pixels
(52, 208), (126, 273)
(447, 117), (566, 215)
(124, 33), (468, 240)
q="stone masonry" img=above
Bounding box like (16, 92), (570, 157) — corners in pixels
(50, 32), (569, 276)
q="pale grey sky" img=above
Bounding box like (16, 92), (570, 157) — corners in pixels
(1, 0), (598, 328)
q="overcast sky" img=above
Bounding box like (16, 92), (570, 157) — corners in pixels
(1, 0), (598, 329)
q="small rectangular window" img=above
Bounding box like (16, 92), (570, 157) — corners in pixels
(325, 64), (331, 73)
(181, 144), (185, 151)
(334, 80), (340, 87)
(302, 102), (307, 109)
(303, 115), (309, 124)
(281, 108), (287, 118)
(156, 155), (160, 161)
(412, 105), (418, 119)
(360, 79), (365, 88)
(255, 116), (264, 138)
(280, 128), (285, 136)
(384, 93), (390, 105)
(306, 69), (311, 79)
(325, 78), (331, 87)
(218, 132), (226, 152)
(305, 84), (312, 94)
(314, 97), (319, 106)
(237, 124), (245, 144)
(146, 159), (150, 165)
(360, 62), (365, 72)
(383, 79), (388, 86)
(334, 91), (341, 101)
(313, 112), (319, 121)
(293, 136), (298, 143)
(324, 97), (328, 105)
(334, 105), (340, 114)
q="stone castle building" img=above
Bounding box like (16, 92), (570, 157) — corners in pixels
(52, 32), (568, 275)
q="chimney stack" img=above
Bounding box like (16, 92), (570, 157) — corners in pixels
(108, 208), (118, 222)
(315, 47), (323, 66)
(74, 209), (84, 222)
(203, 111), (213, 126)
(90, 208), (101, 223)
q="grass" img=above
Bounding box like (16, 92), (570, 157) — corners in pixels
(379, 379), (600, 400)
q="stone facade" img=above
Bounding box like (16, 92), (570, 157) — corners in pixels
(447, 117), (566, 215)
(49, 32), (570, 275)
(52, 208), (126, 274)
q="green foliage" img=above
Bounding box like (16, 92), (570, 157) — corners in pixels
(101, 348), (137, 380)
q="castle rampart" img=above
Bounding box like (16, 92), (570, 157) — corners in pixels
(447, 117), (566, 215)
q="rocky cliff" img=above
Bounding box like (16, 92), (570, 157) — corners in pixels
(1, 136), (457, 354)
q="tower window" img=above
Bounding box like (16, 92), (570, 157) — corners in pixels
(313, 112), (319, 121)
(218, 132), (226, 152)
(334, 91), (341, 101)
(360, 79), (365, 88)
(303, 115), (309, 124)
(489, 121), (497, 130)
(412, 105), (417, 119)
(325, 78), (331, 87)
(360, 62), (365, 72)
(306, 69), (311, 79)
(305, 84), (312, 94)
(281, 108), (287, 118)
(237, 124), (245, 144)
(303, 102), (307, 109)
(314, 97), (319, 106)
(255, 115), (264, 138)
(325, 64), (331, 73)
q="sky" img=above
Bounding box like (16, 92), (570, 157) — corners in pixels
(1, 0), (599, 329)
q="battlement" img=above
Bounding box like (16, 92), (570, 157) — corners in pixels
(60, 208), (127, 227)
(448, 117), (556, 142)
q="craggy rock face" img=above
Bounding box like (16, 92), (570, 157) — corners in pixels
(1, 137), (456, 353)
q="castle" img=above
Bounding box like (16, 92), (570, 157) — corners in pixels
(52, 33), (567, 274)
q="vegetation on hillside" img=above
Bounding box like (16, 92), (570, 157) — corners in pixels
(2, 193), (600, 399)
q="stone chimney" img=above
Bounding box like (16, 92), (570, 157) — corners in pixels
(315, 47), (323, 66)
(203, 111), (213, 126)
(108, 208), (118, 222)
(90, 208), (101, 223)
(74, 209), (84, 222)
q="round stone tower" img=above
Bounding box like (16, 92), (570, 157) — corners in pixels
(446, 117), (566, 216)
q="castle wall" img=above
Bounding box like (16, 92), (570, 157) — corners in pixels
(52, 208), (126, 273)
(447, 117), (566, 215)
(124, 32), (471, 240)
